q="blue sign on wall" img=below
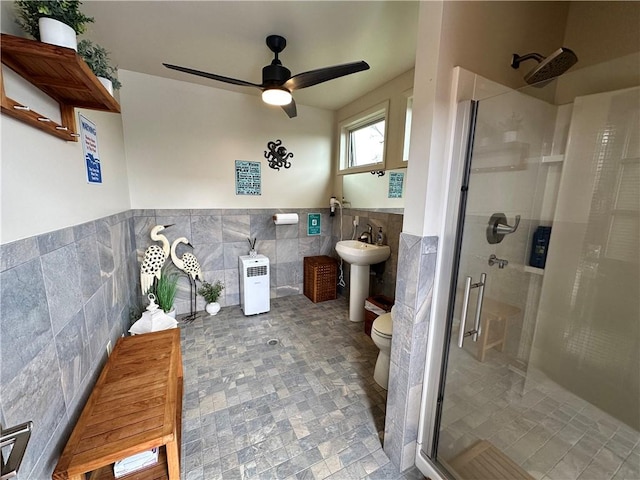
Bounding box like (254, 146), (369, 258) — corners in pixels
(307, 213), (321, 236)
(80, 114), (102, 184)
(388, 171), (404, 198)
(235, 160), (261, 195)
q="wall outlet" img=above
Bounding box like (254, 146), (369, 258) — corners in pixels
(106, 340), (112, 356)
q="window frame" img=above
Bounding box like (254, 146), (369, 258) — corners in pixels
(338, 101), (389, 175)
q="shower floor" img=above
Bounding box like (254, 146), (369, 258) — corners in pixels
(438, 343), (640, 480)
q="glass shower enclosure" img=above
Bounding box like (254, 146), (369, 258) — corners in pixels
(418, 63), (639, 480)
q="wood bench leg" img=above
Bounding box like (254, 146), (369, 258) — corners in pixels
(166, 438), (180, 479)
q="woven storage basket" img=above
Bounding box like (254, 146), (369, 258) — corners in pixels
(304, 256), (337, 303)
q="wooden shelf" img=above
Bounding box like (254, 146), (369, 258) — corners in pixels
(0, 33), (120, 141)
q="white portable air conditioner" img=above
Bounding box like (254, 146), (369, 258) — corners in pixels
(239, 255), (270, 315)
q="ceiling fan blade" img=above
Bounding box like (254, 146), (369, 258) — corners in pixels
(283, 61), (370, 91)
(163, 63), (261, 88)
(281, 98), (297, 118)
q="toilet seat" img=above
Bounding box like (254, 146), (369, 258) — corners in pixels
(372, 313), (392, 338)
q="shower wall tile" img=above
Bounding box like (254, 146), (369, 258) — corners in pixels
(0, 236), (39, 271)
(37, 226), (74, 254)
(0, 258), (52, 385)
(41, 244), (83, 335)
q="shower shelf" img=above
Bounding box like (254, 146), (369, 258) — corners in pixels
(541, 154), (564, 164)
(524, 265), (544, 275)
(472, 141), (529, 172)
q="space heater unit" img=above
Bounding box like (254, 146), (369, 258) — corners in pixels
(239, 254), (270, 315)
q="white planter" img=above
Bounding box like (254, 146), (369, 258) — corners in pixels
(205, 302), (221, 316)
(39, 17), (77, 51)
(166, 308), (177, 319)
(98, 77), (114, 96)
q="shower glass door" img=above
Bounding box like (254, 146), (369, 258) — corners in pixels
(430, 77), (639, 480)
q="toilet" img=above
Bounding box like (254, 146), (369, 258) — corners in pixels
(371, 310), (393, 389)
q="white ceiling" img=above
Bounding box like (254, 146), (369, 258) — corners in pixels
(76, 1), (419, 111)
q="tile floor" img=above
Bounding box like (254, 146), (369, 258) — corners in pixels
(439, 342), (640, 480)
(178, 295), (425, 480)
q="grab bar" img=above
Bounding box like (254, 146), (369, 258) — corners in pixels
(1, 421), (32, 480)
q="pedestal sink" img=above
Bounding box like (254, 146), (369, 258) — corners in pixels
(336, 240), (391, 322)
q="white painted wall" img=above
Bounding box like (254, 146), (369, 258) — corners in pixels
(118, 70), (334, 209)
(1, 70), (129, 243)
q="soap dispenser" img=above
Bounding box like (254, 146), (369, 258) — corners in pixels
(375, 227), (385, 245)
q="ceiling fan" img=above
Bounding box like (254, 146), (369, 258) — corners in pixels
(163, 35), (370, 118)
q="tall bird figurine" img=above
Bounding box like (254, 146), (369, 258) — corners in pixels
(170, 237), (203, 321)
(140, 224), (173, 295)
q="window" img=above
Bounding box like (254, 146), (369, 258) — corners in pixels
(338, 101), (389, 174)
(349, 118), (385, 168)
(403, 95), (413, 162)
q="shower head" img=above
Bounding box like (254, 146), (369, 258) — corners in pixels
(511, 47), (578, 85)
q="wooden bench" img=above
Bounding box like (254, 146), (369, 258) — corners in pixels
(53, 329), (183, 480)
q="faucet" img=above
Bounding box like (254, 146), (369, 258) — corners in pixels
(358, 224), (373, 244)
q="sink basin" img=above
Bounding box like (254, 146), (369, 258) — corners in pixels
(336, 240), (390, 266)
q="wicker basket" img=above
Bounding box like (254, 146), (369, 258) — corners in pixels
(304, 256), (337, 303)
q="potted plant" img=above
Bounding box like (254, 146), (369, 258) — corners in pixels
(14, 0), (94, 51)
(77, 39), (122, 95)
(152, 265), (179, 318)
(197, 280), (224, 316)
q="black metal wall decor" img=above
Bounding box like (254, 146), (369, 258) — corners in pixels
(264, 139), (293, 170)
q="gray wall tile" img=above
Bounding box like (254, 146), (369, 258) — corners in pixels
(76, 234), (102, 302)
(0, 259), (53, 385)
(2, 340), (66, 479)
(192, 215), (224, 244)
(223, 215), (251, 243)
(37, 227), (74, 255)
(0, 237), (39, 272)
(41, 244), (84, 335)
(54, 309), (90, 405)
(84, 288), (109, 359)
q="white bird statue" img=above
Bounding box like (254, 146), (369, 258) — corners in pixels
(140, 224), (173, 295)
(170, 237), (203, 320)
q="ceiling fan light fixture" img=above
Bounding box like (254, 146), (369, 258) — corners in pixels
(262, 88), (292, 106)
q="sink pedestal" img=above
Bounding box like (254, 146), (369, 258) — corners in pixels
(348, 264), (369, 322)
(334, 240), (390, 324)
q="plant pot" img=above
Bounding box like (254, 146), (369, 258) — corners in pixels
(166, 308), (176, 319)
(98, 77), (114, 96)
(38, 17), (77, 51)
(205, 302), (221, 316)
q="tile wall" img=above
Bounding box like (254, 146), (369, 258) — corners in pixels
(133, 209), (336, 314)
(335, 209), (404, 300)
(0, 207), (406, 478)
(0, 211), (136, 479)
(384, 233), (438, 471)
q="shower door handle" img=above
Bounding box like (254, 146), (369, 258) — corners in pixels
(457, 273), (487, 348)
